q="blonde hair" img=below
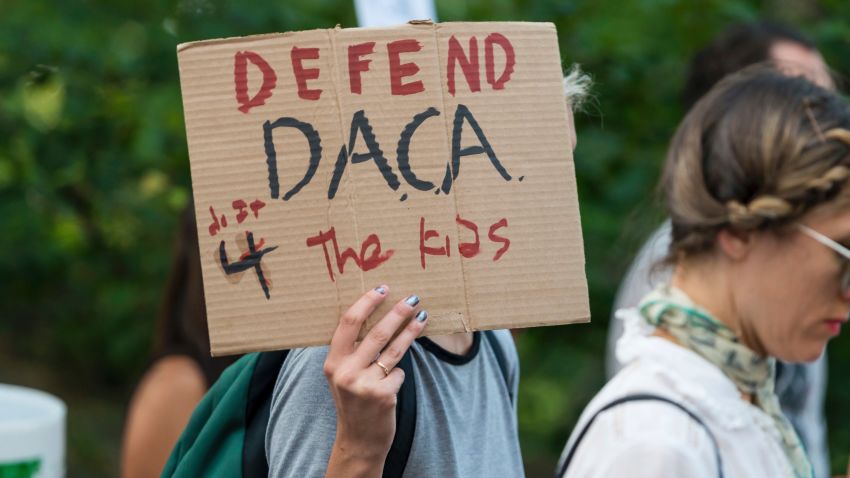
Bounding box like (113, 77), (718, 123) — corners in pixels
(662, 66), (850, 260)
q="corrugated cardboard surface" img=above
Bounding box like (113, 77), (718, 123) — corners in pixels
(177, 22), (589, 355)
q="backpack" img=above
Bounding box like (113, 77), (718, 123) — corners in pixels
(161, 331), (511, 478)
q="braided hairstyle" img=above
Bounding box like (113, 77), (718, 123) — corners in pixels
(663, 66), (850, 261)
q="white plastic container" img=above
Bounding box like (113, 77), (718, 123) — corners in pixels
(0, 384), (66, 478)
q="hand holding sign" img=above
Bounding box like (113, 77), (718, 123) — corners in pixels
(324, 286), (427, 476)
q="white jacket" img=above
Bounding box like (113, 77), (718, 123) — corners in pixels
(558, 308), (796, 478)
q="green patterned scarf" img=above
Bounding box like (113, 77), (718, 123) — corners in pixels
(639, 286), (813, 478)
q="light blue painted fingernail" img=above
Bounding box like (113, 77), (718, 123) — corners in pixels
(374, 286), (386, 295)
(405, 295), (420, 307)
(415, 310), (428, 322)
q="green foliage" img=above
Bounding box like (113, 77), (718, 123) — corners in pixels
(2, 0), (849, 475)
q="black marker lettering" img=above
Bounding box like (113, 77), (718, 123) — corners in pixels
(397, 107), (440, 191)
(263, 117), (322, 200)
(443, 104), (511, 194)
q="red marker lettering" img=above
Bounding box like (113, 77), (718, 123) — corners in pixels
(291, 47), (322, 100)
(232, 199), (248, 224)
(447, 35), (480, 96)
(360, 234), (394, 271)
(419, 217), (448, 268)
(387, 39), (424, 96)
(306, 229), (337, 281)
(233, 51), (277, 113)
(249, 199), (266, 218)
(484, 33), (515, 90)
(306, 227), (393, 281)
(348, 42), (375, 94)
(455, 214), (481, 258)
(208, 206), (223, 236)
(488, 218), (510, 261)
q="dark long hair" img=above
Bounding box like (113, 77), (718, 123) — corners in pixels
(152, 206), (239, 385)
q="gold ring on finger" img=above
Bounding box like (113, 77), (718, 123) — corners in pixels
(375, 360), (390, 376)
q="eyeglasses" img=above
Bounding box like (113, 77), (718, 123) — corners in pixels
(797, 224), (850, 296)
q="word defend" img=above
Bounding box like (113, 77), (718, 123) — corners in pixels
(234, 33), (516, 110)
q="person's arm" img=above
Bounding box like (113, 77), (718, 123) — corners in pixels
(322, 286), (427, 478)
(121, 355), (207, 478)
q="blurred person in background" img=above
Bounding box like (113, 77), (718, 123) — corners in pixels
(561, 67), (850, 477)
(120, 207), (241, 478)
(605, 21), (834, 477)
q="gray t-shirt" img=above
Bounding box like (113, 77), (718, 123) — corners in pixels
(265, 330), (524, 478)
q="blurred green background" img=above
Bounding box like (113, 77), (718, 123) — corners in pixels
(1, 0), (849, 476)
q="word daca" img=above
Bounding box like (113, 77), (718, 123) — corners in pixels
(264, 103), (520, 202)
(306, 215), (510, 282)
(234, 33), (517, 112)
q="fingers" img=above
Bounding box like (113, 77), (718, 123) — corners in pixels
(328, 286), (389, 360)
(369, 309), (428, 379)
(353, 294), (422, 367)
(322, 290), (426, 454)
(378, 367), (406, 395)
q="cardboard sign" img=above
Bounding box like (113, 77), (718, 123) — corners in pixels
(176, 22), (589, 355)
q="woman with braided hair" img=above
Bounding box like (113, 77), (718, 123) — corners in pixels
(605, 22), (836, 477)
(557, 67), (850, 478)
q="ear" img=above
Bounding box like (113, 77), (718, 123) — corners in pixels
(716, 228), (754, 260)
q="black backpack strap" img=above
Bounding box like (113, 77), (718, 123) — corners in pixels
(243, 350), (290, 478)
(483, 330), (513, 404)
(383, 350), (417, 478)
(555, 393), (723, 478)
